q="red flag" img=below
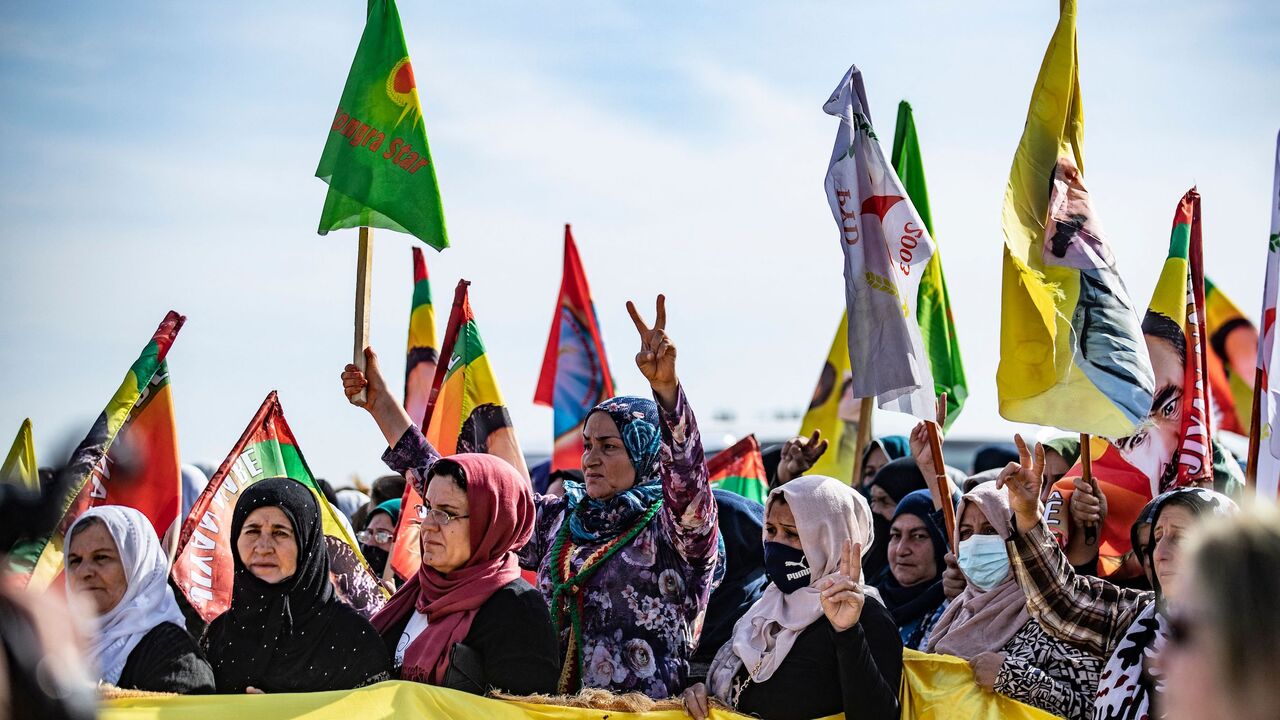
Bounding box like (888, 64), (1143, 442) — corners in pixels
(534, 225), (615, 471)
(1174, 190), (1214, 486)
(173, 392), (386, 621)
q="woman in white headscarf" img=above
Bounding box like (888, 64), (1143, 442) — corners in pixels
(683, 475), (901, 720)
(64, 505), (214, 693)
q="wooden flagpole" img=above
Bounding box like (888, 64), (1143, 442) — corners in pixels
(1080, 433), (1098, 545)
(850, 397), (874, 487)
(353, 227), (374, 405)
(924, 421), (957, 552)
(1246, 366), (1263, 486)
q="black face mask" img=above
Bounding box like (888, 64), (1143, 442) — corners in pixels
(763, 541), (811, 594)
(360, 544), (389, 576)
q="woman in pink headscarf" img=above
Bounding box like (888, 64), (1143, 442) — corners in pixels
(925, 482), (1101, 720)
(369, 454), (559, 695)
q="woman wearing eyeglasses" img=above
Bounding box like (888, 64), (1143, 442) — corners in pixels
(357, 499), (401, 583)
(343, 295), (721, 700)
(361, 453), (559, 695)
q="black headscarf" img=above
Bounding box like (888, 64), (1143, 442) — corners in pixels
(693, 489), (766, 665)
(202, 477), (390, 693)
(1143, 487), (1237, 602)
(874, 489), (948, 627)
(864, 457), (928, 580)
(1129, 498), (1160, 564)
(972, 443), (1019, 474)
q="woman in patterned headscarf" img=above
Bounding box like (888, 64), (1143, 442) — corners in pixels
(343, 295), (721, 700)
(1001, 435), (1238, 720)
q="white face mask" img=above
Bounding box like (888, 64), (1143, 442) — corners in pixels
(957, 534), (1011, 591)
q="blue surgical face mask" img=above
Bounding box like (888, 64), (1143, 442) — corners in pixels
(763, 541), (812, 594)
(957, 533), (1010, 591)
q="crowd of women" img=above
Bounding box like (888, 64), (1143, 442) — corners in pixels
(10, 294), (1280, 720)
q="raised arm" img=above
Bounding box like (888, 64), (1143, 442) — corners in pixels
(342, 347), (441, 497)
(999, 435), (1148, 657)
(627, 295), (717, 564)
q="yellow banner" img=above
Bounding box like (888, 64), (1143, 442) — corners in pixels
(103, 650), (1056, 720)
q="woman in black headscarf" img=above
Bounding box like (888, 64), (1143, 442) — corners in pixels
(689, 489), (766, 682)
(201, 477), (391, 693)
(873, 489), (950, 650)
(863, 457), (928, 581)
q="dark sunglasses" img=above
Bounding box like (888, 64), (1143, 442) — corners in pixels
(1165, 611), (1199, 648)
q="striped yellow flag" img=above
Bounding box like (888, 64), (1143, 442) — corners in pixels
(997, 0), (1153, 437)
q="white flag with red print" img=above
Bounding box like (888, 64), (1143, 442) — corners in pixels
(823, 65), (937, 420)
(1257, 130), (1280, 496)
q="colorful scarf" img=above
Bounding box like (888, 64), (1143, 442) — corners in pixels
(561, 395), (664, 545)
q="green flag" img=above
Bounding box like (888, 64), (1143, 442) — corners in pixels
(315, 0), (448, 250)
(891, 101), (966, 429)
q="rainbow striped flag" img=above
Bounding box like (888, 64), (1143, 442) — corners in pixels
(1202, 277), (1257, 435)
(424, 281), (529, 478)
(405, 247), (439, 428)
(798, 313), (859, 483)
(534, 225), (615, 471)
(173, 392), (387, 620)
(892, 101), (966, 430)
(1, 419), (37, 490)
(1140, 190), (1213, 489)
(996, 0), (1153, 437)
(708, 435), (768, 505)
(391, 280), (530, 580)
(18, 312), (185, 590)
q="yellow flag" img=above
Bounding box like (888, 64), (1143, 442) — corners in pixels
(997, 0), (1153, 437)
(1, 419), (37, 489)
(900, 651), (1062, 720)
(799, 312), (861, 483)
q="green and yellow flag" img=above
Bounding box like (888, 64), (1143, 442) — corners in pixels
(799, 313), (859, 483)
(891, 101), (966, 430)
(425, 280), (529, 480)
(997, 0), (1152, 437)
(315, 0), (448, 250)
(1, 419), (37, 490)
(18, 312), (185, 590)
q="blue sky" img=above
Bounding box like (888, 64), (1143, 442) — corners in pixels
(2, 1), (1277, 485)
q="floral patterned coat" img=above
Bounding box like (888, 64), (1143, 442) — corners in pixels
(383, 385), (722, 699)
